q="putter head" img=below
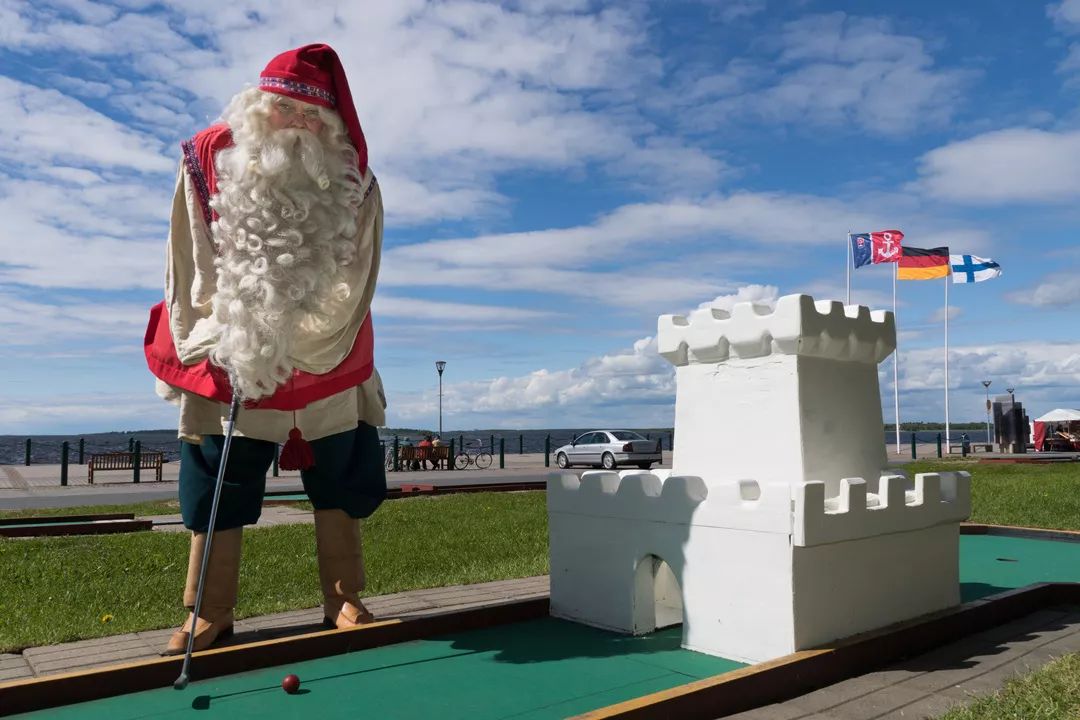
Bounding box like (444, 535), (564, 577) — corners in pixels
(173, 674), (189, 690)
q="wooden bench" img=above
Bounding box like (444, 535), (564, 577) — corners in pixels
(88, 451), (164, 484)
(947, 442), (991, 455)
(397, 445), (451, 470)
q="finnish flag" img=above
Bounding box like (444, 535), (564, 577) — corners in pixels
(949, 255), (1002, 283)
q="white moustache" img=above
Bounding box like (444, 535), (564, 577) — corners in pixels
(255, 129), (328, 188)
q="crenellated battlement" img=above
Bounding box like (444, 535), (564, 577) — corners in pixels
(548, 470), (791, 534)
(795, 471), (971, 547)
(657, 293), (895, 367)
(548, 468), (970, 543)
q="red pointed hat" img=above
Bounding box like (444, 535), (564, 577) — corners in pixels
(259, 43), (368, 176)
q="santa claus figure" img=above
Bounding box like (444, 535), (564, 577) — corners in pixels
(144, 44), (387, 655)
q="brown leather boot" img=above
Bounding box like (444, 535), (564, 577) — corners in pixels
(163, 527), (243, 655)
(314, 509), (375, 629)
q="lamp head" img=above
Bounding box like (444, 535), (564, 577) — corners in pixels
(436, 361), (447, 375)
(981, 380), (991, 388)
(1007, 387), (1015, 395)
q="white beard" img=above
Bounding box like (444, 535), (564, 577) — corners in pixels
(207, 92), (364, 401)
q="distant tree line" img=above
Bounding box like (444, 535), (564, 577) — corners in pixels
(883, 422), (985, 431)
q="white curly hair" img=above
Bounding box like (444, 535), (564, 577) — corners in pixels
(207, 88), (365, 400)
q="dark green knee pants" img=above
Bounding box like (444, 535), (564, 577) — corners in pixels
(179, 422), (386, 532)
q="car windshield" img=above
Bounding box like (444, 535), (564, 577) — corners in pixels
(610, 431), (646, 441)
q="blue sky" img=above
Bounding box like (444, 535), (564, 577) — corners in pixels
(1, 0), (1079, 435)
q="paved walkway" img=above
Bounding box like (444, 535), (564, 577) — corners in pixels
(0, 452), (626, 511)
(145, 505), (315, 532)
(0, 452), (578, 490)
(728, 604), (1080, 719)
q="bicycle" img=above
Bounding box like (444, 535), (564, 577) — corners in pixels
(454, 441), (492, 470)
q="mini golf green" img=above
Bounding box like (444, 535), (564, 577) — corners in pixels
(10, 534), (1080, 719)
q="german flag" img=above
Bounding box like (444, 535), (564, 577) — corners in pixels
(897, 246), (950, 280)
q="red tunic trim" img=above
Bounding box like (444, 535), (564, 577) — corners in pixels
(180, 124), (232, 228)
(144, 301), (375, 411)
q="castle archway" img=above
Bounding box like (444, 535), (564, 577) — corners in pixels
(632, 554), (683, 635)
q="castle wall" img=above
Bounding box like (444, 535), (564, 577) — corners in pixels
(791, 524), (961, 650)
(796, 355), (889, 496)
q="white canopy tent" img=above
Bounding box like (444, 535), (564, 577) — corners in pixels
(1032, 409), (1080, 451)
(1035, 409), (1080, 423)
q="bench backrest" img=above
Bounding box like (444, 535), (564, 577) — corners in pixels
(399, 446), (450, 461)
(89, 451), (165, 470)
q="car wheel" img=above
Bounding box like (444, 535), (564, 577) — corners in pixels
(601, 453), (616, 470)
(556, 453), (570, 469)
(637, 462), (652, 470)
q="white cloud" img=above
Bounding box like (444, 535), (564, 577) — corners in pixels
(682, 12), (973, 136)
(1049, 1), (1080, 81)
(697, 283), (779, 312)
(0, 292), (150, 348)
(896, 342), (1080, 395)
(713, 0), (767, 23)
(373, 295), (555, 324)
(0, 392), (175, 434)
(388, 333), (676, 427)
(928, 305), (963, 323)
(388, 192), (880, 270)
(0, 174), (170, 290)
(1007, 272), (1080, 307)
(916, 128), (1080, 203)
(0, 76), (172, 173)
(1049, 0), (1080, 29)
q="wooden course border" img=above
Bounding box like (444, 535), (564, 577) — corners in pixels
(0, 513), (153, 538)
(0, 513), (135, 527)
(0, 598), (549, 716)
(2, 524), (1077, 718)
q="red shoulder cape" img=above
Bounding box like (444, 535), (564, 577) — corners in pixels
(144, 125), (375, 410)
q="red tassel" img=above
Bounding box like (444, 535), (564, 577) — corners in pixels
(279, 427), (315, 470)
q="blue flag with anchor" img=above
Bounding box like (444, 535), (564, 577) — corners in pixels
(949, 255), (1002, 283)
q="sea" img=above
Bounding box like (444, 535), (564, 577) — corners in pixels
(0, 427), (994, 466)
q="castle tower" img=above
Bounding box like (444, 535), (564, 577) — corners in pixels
(658, 294), (895, 496)
(547, 294), (970, 664)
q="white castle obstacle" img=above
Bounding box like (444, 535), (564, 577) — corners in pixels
(547, 294), (971, 664)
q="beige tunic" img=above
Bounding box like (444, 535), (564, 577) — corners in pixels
(155, 160), (387, 444)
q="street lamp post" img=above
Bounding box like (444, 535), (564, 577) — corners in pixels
(981, 380), (992, 446)
(435, 361), (447, 436)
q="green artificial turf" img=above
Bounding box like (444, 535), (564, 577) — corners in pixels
(938, 653), (1080, 720)
(0, 491), (548, 653)
(32, 619), (746, 720)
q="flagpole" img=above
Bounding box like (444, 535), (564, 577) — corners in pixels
(944, 273), (951, 453)
(845, 231), (852, 305)
(893, 262), (900, 455)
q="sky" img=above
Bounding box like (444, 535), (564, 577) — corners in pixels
(1, 0), (1079, 435)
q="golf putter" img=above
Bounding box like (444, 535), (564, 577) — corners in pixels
(174, 391), (242, 690)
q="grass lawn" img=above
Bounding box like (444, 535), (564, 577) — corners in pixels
(904, 458), (1080, 531)
(0, 491), (548, 653)
(938, 653), (1080, 720)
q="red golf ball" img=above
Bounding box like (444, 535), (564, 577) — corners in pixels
(282, 674), (300, 694)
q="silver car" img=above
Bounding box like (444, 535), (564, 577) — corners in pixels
(554, 430), (663, 470)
